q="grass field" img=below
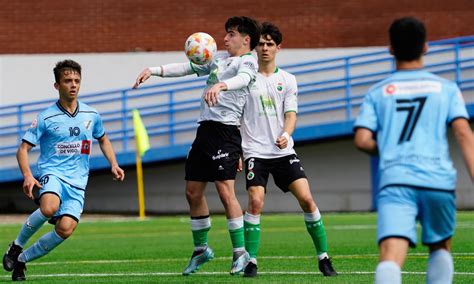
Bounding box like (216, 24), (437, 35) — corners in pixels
(0, 212), (473, 283)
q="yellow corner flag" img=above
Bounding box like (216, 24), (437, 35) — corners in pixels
(132, 109), (150, 157)
(132, 109), (150, 220)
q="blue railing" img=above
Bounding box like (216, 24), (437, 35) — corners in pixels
(1, 36), (473, 182)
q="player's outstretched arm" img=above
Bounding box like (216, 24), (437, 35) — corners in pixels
(16, 142), (42, 199)
(98, 135), (125, 181)
(133, 68), (153, 89)
(452, 118), (474, 181)
(354, 128), (379, 156)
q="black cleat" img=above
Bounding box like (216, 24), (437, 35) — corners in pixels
(243, 261), (258, 277)
(12, 261), (26, 281)
(318, 257), (337, 276)
(3, 242), (22, 272)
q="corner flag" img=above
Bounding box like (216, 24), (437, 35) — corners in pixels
(132, 109), (150, 157)
(132, 109), (149, 220)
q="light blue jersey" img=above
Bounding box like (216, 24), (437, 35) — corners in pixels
(354, 69), (468, 191)
(23, 101), (105, 189)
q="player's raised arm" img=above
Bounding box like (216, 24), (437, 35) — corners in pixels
(16, 141), (42, 199)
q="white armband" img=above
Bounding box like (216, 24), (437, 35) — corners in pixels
(281, 132), (290, 140)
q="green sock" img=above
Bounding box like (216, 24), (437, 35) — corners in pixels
(244, 221), (260, 258)
(229, 227), (245, 249)
(192, 227), (210, 247)
(305, 219), (328, 255)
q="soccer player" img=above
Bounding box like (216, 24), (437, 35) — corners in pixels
(133, 16), (260, 275)
(240, 22), (337, 278)
(3, 59), (125, 281)
(354, 17), (474, 284)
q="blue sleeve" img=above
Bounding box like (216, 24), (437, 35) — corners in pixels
(354, 92), (378, 132)
(22, 115), (44, 146)
(447, 85), (469, 123)
(93, 114), (105, 139)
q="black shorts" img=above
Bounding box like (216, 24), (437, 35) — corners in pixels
(185, 121), (242, 182)
(244, 154), (307, 192)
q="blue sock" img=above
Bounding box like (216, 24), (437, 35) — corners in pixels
(427, 249), (453, 284)
(19, 230), (64, 263)
(375, 260), (401, 284)
(15, 209), (49, 247)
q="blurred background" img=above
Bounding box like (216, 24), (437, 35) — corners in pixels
(0, 0), (473, 215)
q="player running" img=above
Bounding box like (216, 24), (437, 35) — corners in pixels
(3, 59), (125, 281)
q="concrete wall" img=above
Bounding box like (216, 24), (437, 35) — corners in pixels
(2, 129), (473, 214)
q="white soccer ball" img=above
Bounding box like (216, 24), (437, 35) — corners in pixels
(184, 32), (217, 65)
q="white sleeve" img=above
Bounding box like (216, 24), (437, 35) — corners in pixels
(222, 72), (252, 90)
(152, 63), (195, 77)
(222, 54), (257, 90)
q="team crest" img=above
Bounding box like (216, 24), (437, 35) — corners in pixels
(29, 118), (38, 129)
(276, 82), (283, 92)
(247, 171), (255, 180)
(84, 120), (92, 130)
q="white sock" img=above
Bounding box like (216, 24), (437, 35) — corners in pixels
(375, 260), (401, 284)
(427, 249), (453, 284)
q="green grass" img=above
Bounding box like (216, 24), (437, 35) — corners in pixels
(0, 212), (473, 283)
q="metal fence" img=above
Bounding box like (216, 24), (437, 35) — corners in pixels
(1, 36), (473, 183)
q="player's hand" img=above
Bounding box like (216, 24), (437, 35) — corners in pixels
(237, 157), (243, 172)
(275, 133), (289, 149)
(204, 82), (227, 107)
(22, 175), (41, 200)
(111, 165), (125, 181)
(133, 68), (152, 89)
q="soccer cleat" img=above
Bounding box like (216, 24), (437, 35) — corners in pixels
(243, 261), (258, 277)
(12, 261), (26, 281)
(3, 242), (22, 272)
(230, 251), (249, 275)
(318, 257), (338, 276)
(182, 247), (214, 276)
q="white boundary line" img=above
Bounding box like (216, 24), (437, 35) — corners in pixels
(1, 271), (474, 279)
(16, 252), (474, 266)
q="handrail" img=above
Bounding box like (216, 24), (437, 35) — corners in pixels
(0, 36), (473, 182)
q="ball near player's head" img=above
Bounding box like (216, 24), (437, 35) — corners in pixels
(224, 16), (261, 56)
(389, 17), (427, 62)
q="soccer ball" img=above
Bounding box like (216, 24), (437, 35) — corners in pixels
(184, 32), (217, 65)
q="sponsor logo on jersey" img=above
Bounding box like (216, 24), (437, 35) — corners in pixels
(55, 141), (82, 155)
(212, 149), (229, 160)
(55, 140), (91, 156)
(289, 157), (300, 164)
(383, 81), (442, 96)
(243, 61), (256, 70)
(81, 140), (91, 154)
(218, 165), (224, 171)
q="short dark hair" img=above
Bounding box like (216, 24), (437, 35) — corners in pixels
(261, 22), (282, 45)
(389, 17), (426, 61)
(225, 16), (261, 50)
(54, 59), (81, 83)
